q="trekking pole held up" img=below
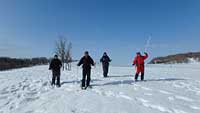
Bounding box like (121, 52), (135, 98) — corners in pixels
(144, 35), (152, 52)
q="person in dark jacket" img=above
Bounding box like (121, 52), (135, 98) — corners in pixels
(77, 51), (95, 89)
(49, 55), (62, 87)
(100, 52), (111, 77)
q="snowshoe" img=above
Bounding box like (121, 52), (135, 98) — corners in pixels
(81, 87), (87, 90)
(85, 85), (92, 90)
(56, 84), (61, 88)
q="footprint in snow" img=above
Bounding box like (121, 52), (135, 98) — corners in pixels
(142, 103), (172, 113)
(136, 97), (177, 113)
(0, 87), (10, 95)
(9, 103), (16, 110)
(134, 84), (152, 91)
(0, 92), (7, 95)
(172, 109), (188, 113)
(25, 111), (34, 113)
(140, 86), (152, 91)
(190, 106), (200, 110)
(136, 98), (150, 103)
(11, 85), (16, 89)
(158, 90), (172, 95)
(103, 91), (115, 97)
(19, 97), (40, 105)
(10, 88), (20, 93)
(22, 84), (30, 90)
(174, 95), (194, 102)
(0, 96), (8, 100)
(172, 82), (190, 89)
(117, 94), (133, 100)
(71, 108), (92, 113)
(0, 99), (11, 109)
(168, 96), (175, 101)
(144, 93), (153, 96)
(25, 91), (38, 97)
(27, 87), (38, 92)
(33, 80), (41, 83)
(92, 89), (134, 101)
(42, 81), (49, 87)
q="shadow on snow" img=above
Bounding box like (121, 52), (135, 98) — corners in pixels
(61, 79), (102, 85)
(92, 78), (186, 86)
(107, 75), (133, 78)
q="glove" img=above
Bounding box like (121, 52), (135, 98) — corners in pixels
(132, 64), (135, 66)
(144, 52), (148, 55)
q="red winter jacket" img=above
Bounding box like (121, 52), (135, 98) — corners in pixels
(133, 53), (148, 67)
(133, 53), (148, 74)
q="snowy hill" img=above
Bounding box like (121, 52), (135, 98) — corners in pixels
(0, 64), (200, 113)
(149, 52), (200, 64)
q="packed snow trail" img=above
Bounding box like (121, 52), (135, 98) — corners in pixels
(0, 64), (200, 113)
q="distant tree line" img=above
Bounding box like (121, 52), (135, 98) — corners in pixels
(0, 57), (49, 71)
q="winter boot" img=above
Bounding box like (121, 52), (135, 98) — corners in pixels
(141, 73), (144, 81)
(135, 74), (139, 81)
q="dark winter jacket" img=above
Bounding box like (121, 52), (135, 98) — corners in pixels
(77, 56), (94, 70)
(100, 55), (111, 66)
(49, 58), (62, 75)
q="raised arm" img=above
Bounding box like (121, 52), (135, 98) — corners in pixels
(143, 52), (148, 60)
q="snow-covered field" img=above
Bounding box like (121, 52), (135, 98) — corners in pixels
(0, 63), (200, 113)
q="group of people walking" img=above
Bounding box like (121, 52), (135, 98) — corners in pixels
(49, 51), (148, 89)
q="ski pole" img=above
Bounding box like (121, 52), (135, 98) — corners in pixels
(144, 35), (152, 52)
(76, 66), (79, 84)
(48, 70), (52, 85)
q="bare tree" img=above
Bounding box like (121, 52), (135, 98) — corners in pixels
(65, 42), (72, 70)
(55, 36), (66, 71)
(55, 36), (73, 71)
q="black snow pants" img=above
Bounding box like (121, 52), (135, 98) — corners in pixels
(52, 70), (61, 87)
(82, 68), (91, 87)
(103, 65), (109, 77)
(135, 73), (144, 81)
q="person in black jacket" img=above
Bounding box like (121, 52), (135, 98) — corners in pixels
(77, 51), (95, 89)
(100, 52), (111, 77)
(49, 55), (62, 87)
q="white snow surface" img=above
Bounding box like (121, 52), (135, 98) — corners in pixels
(0, 63), (200, 113)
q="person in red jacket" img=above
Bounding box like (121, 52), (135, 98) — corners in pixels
(132, 52), (148, 81)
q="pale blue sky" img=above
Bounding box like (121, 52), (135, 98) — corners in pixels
(0, 0), (200, 65)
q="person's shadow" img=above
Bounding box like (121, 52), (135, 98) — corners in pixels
(92, 77), (186, 86)
(61, 79), (102, 85)
(108, 75), (133, 78)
